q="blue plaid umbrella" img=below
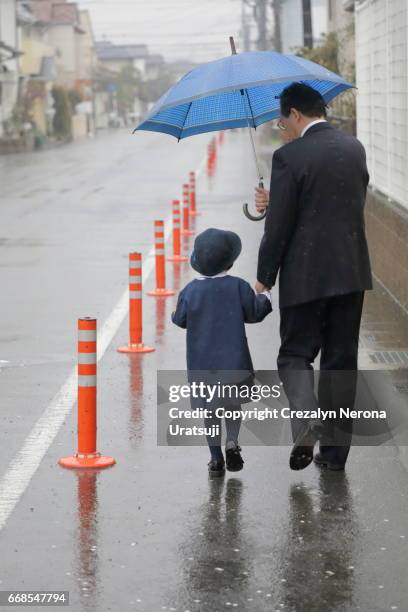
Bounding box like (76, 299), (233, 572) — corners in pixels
(134, 43), (353, 220)
(134, 49), (353, 140)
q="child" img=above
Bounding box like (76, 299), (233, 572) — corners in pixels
(171, 228), (272, 476)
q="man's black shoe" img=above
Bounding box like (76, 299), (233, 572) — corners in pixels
(289, 424), (318, 470)
(225, 442), (244, 472)
(314, 452), (345, 471)
(208, 459), (225, 477)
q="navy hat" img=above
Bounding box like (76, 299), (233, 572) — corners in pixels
(190, 228), (242, 277)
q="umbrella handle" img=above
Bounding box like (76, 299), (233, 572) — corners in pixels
(243, 178), (267, 221)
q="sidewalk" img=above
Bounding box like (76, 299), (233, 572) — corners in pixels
(0, 129), (407, 611)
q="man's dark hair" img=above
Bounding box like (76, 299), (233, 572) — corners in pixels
(279, 83), (327, 118)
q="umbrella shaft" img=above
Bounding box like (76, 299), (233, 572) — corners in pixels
(246, 114), (262, 180)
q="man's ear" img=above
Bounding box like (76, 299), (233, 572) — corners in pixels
(290, 108), (301, 122)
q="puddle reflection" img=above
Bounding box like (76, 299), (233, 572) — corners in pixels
(75, 471), (100, 612)
(279, 472), (356, 611)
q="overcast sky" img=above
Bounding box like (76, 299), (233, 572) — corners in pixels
(78, 0), (243, 63)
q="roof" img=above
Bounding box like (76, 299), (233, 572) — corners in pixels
(29, 1), (53, 23)
(52, 2), (79, 24)
(17, 2), (37, 25)
(29, 1), (81, 26)
(96, 41), (149, 61)
(145, 54), (164, 66)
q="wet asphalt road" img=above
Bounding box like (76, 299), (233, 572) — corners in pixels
(0, 129), (407, 612)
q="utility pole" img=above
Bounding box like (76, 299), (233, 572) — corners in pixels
(302, 0), (313, 48)
(244, 0), (268, 51)
(256, 0), (267, 50)
(271, 0), (282, 52)
(241, 0), (250, 51)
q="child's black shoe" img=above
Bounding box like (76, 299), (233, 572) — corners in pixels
(208, 459), (225, 477)
(225, 441), (244, 472)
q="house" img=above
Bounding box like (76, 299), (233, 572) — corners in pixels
(27, 0), (96, 139)
(28, 0), (85, 88)
(76, 10), (96, 97)
(96, 41), (148, 78)
(17, 0), (57, 135)
(0, 0), (20, 138)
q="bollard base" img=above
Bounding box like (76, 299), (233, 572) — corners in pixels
(59, 452), (116, 470)
(166, 255), (188, 262)
(147, 288), (176, 297)
(180, 229), (195, 236)
(117, 342), (155, 353)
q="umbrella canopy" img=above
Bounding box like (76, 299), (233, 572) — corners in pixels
(134, 50), (353, 140)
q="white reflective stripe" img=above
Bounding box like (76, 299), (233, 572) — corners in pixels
(155, 236), (164, 243)
(155, 248), (165, 255)
(78, 353), (97, 364)
(129, 260), (142, 269)
(173, 222), (180, 228)
(78, 330), (96, 342)
(78, 375), (97, 387)
(130, 290), (142, 299)
(183, 202), (189, 207)
(129, 276), (141, 284)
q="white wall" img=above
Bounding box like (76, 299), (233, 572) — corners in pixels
(356, 0), (408, 209)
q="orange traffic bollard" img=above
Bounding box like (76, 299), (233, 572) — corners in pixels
(147, 220), (175, 297)
(189, 171), (199, 216)
(180, 183), (194, 235)
(212, 136), (217, 163)
(218, 131), (224, 145)
(207, 143), (213, 174)
(207, 139), (217, 175)
(167, 199), (188, 263)
(117, 252), (155, 353)
(59, 318), (116, 469)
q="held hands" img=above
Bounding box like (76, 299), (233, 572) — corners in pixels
(255, 187), (270, 213)
(255, 281), (270, 294)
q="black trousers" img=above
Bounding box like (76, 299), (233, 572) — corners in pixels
(277, 291), (365, 466)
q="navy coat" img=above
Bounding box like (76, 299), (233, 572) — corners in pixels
(172, 275), (271, 376)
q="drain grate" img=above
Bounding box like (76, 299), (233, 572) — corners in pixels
(368, 350), (408, 365)
(394, 382), (408, 394)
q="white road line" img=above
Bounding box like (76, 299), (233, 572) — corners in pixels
(0, 152), (208, 533)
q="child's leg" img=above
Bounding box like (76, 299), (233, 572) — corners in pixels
(225, 405), (242, 445)
(204, 409), (223, 462)
(225, 405), (244, 471)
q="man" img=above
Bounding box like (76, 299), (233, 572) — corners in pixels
(255, 83), (372, 471)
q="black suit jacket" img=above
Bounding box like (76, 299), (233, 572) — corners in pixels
(257, 122), (373, 308)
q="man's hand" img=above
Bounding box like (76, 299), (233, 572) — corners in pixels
(255, 187), (270, 213)
(255, 281), (270, 294)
